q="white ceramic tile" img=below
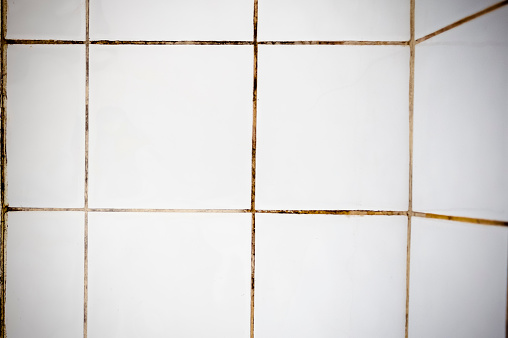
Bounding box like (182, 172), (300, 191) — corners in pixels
(88, 212), (251, 338)
(89, 45), (252, 209)
(255, 214), (407, 338)
(7, 0), (85, 40)
(415, 0), (499, 39)
(413, 7), (508, 221)
(6, 212), (84, 338)
(258, 0), (409, 41)
(408, 217), (508, 338)
(256, 46), (409, 211)
(7, 45), (85, 208)
(90, 0), (252, 41)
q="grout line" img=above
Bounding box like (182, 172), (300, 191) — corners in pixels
(8, 207), (85, 212)
(412, 212), (508, 227)
(405, 0), (415, 337)
(259, 40), (409, 45)
(4, 39), (412, 46)
(88, 208), (251, 213)
(0, 0), (7, 336)
(256, 210), (408, 216)
(250, 1), (258, 337)
(6, 39), (84, 45)
(83, 0), (90, 336)
(92, 40), (253, 45)
(416, 0), (508, 44)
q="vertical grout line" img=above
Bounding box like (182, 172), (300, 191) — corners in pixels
(83, 0), (90, 337)
(405, 0), (415, 337)
(0, 0), (7, 336)
(250, 1), (258, 337)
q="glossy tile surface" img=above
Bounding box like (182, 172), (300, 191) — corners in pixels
(408, 218), (508, 338)
(7, 0), (85, 40)
(413, 7), (508, 221)
(415, 0), (499, 39)
(5, 212), (84, 338)
(256, 45), (409, 211)
(90, 0), (253, 41)
(88, 212), (251, 338)
(7, 45), (85, 208)
(258, 0), (409, 41)
(255, 214), (407, 338)
(89, 45), (252, 209)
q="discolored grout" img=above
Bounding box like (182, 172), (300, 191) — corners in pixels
(6, 39), (84, 45)
(8, 207), (85, 212)
(250, 1), (258, 337)
(4, 39), (413, 46)
(416, 0), (508, 44)
(405, 0), (416, 337)
(83, 0), (90, 336)
(256, 209), (408, 216)
(88, 208), (251, 213)
(259, 40), (408, 45)
(92, 40), (253, 45)
(412, 212), (508, 227)
(0, 0), (7, 336)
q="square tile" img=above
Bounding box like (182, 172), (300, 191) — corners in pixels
(7, 45), (85, 208)
(258, 0), (409, 41)
(90, 0), (253, 41)
(413, 7), (508, 221)
(7, 0), (85, 40)
(6, 212), (84, 338)
(408, 217), (508, 338)
(87, 212), (251, 338)
(256, 45), (409, 211)
(415, 0), (499, 39)
(254, 214), (407, 337)
(89, 45), (253, 209)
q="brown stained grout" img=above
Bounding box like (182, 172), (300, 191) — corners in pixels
(257, 210), (408, 216)
(5, 39), (412, 46)
(250, 1), (258, 337)
(405, 0), (415, 337)
(88, 208), (251, 213)
(412, 212), (508, 227)
(416, 0), (508, 44)
(83, 0), (89, 337)
(259, 40), (408, 45)
(0, 0), (6, 336)
(6, 39), (84, 45)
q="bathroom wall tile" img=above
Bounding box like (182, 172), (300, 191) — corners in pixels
(89, 45), (252, 209)
(415, 0), (499, 39)
(7, 0), (85, 40)
(258, 0), (409, 41)
(88, 212), (251, 338)
(7, 45), (85, 208)
(256, 45), (409, 211)
(413, 7), (508, 221)
(408, 217), (507, 338)
(255, 214), (407, 338)
(6, 212), (84, 338)
(90, 0), (253, 41)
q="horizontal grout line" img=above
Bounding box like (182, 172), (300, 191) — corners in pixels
(416, 0), (508, 44)
(8, 207), (84, 212)
(6, 208), (508, 225)
(5, 39), (409, 46)
(88, 208), (252, 213)
(412, 212), (508, 227)
(259, 41), (409, 45)
(92, 40), (253, 45)
(6, 39), (84, 45)
(256, 210), (409, 215)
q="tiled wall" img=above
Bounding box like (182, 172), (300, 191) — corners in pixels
(1, 1), (507, 337)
